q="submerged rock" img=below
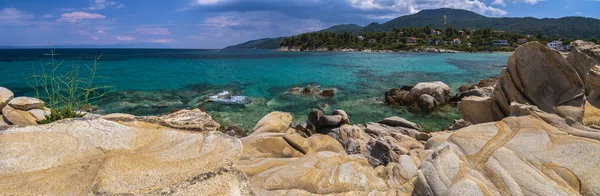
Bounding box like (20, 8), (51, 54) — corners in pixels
(287, 85), (336, 98)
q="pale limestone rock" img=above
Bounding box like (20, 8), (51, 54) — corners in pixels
(0, 87), (14, 112)
(158, 108), (220, 131)
(458, 96), (504, 124)
(567, 40), (600, 95)
(1, 105), (37, 125)
(493, 42), (584, 122)
(252, 111), (292, 134)
(414, 106), (600, 196)
(103, 113), (136, 121)
(379, 116), (423, 131)
(8, 97), (45, 110)
(244, 151), (406, 195)
(27, 107), (51, 121)
(0, 115), (11, 126)
(0, 118), (253, 195)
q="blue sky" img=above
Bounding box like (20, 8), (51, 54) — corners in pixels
(0, 0), (599, 48)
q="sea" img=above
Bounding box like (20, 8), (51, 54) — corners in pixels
(0, 49), (510, 131)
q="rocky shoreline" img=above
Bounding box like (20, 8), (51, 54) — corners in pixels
(1, 41), (600, 195)
(277, 46), (460, 53)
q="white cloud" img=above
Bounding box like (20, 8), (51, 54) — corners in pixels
(58, 12), (106, 23)
(346, 0), (507, 16)
(74, 29), (101, 40)
(116, 4), (125, 9)
(116, 36), (135, 41)
(195, 0), (224, 5)
(136, 27), (171, 35)
(86, 0), (119, 10)
(42, 14), (54, 18)
(575, 12), (583, 15)
(151, 39), (173, 43)
(492, 0), (506, 6)
(200, 16), (240, 28)
(492, 0), (544, 6)
(0, 8), (35, 24)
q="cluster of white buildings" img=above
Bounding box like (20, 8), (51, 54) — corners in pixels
(547, 41), (570, 51)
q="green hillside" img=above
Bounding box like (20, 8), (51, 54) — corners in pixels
(362, 8), (600, 39)
(223, 8), (600, 49)
(222, 37), (286, 50)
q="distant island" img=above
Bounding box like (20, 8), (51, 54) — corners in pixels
(223, 8), (600, 51)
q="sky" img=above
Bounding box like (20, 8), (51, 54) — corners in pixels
(0, 0), (599, 49)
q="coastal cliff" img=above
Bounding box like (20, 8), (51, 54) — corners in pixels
(1, 41), (600, 195)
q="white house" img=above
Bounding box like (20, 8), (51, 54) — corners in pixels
(547, 41), (563, 51)
(452, 38), (462, 45)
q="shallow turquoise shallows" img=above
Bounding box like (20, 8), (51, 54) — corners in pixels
(0, 49), (510, 131)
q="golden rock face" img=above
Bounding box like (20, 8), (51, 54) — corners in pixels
(415, 110), (600, 196)
(0, 115), (253, 195)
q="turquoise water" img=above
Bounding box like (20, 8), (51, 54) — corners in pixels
(0, 49), (509, 130)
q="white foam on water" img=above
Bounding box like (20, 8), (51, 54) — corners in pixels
(209, 91), (248, 104)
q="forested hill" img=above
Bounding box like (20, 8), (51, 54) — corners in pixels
(358, 8), (600, 39)
(222, 37), (286, 50)
(223, 8), (600, 50)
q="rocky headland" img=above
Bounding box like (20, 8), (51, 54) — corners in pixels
(1, 41), (600, 195)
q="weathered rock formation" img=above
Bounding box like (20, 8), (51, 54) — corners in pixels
(459, 42), (587, 124)
(0, 93), (51, 126)
(385, 81), (451, 114)
(235, 111), (428, 195)
(414, 103), (600, 196)
(0, 109), (254, 195)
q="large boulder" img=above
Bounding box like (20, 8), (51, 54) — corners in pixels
(385, 81), (451, 114)
(567, 40), (600, 95)
(1, 105), (38, 125)
(252, 111), (292, 134)
(0, 87), (14, 112)
(458, 96), (504, 124)
(460, 42), (586, 125)
(8, 97), (45, 110)
(407, 81), (451, 105)
(414, 104), (600, 196)
(0, 114), (254, 195)
(495, 42), (584, 121)
(307, 109), (349, 131)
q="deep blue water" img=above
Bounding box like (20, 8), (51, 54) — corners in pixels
(0, 49), (510, 130)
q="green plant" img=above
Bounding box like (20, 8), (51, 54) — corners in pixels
(28, 48), (110, 124)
